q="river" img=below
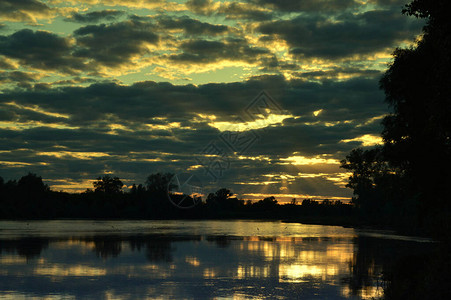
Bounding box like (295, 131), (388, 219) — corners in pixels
(0, 220), (434, 299)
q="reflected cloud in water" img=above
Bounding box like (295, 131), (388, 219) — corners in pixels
(0, 221), (434, 299)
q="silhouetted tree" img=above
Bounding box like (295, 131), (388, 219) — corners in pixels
(17, 173), (49, 194)
(380, 0), (451, 211)
(130, 183), (145, 195)
(0, 176), (4, 204)
(262, 196), (277, 205)
(322, 199), (332, 206)
(341, 0), (451, 234)
(341, 147), (413, 220)
(215, 188), (234, 201)
(146, 173), (174, 195)
(205, 188), (243, 212)
(385, 0), (451, 225)
(0, 172), (353, 220)
(340, 148), (386, 197)
(93, 175), (123, 194)
(302, 199), (318, 206)
(253, 196), (278, 211)
(340, 147), (394, 212)
(206, 188), (232, 205)
(8, 173), (51, 217)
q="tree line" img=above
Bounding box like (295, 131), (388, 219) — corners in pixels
(340, 0), (451, 239)
(0, 172), (351, 220)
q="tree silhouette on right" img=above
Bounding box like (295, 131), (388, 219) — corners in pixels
(342, 0), (451, 235)
(379, 0), (451, 224)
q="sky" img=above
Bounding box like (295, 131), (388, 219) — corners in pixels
(0, 0), (424, 202)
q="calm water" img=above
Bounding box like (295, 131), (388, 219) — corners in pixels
(0, 220), (433, 299)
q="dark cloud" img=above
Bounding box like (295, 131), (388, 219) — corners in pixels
(369, 0), (407, 6)
(0, 76), (386, 197)
(186, 0), (274, 21)
(0, 0), (417, 198)
(0, 29), (83, 73)
(257, 9), (423, 59)
(0, 57), (15, 69)
(0, 2), (421, 79)
(169, 38), (269, 64)
(73, 19), (159, 67)
(0, 18), (159, 74)
(185, 0), (215, 15)
(0, 0), (51, 23)
(218, 2), (274, 21)
(65, 10), (125, 23)
(1, 75), (386, 134)
(52, 77), (97, 86)
(0, 76), (385, 148)
(294, 68), (383, 80)
(0, 71), (40, 84)
(156, 16), (229, 35)
(248, 0), (358, 12)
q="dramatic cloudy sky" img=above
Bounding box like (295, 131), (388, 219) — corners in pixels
(0, 0), (423, 202)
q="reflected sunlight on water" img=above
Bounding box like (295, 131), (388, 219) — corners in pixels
(0, 220), (434, 299)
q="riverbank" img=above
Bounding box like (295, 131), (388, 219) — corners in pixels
(0, 213), (436, 240)
(281, 215), (442, 241)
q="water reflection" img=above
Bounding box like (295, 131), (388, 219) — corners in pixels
(0, 221), (435, 299)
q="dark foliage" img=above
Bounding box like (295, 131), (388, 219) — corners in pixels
(0, 173), (354, 221)
(93, 175), (123, 194)
(341, 0), (451, 239)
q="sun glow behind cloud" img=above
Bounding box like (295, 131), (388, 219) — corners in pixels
(0, 0), (424, 199)
(5, 102), (70, 119)
(340, 134), (383, 147)
(280, 155), (340, 166)
(243, 193), (351, 204)
(208, 113), (294, 132)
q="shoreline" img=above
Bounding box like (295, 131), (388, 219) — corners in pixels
(0, 216), (435, 240)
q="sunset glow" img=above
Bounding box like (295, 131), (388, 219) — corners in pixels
(0, 0), (424, 201)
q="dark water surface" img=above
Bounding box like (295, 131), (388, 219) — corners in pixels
(0, 220), (434, 299)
